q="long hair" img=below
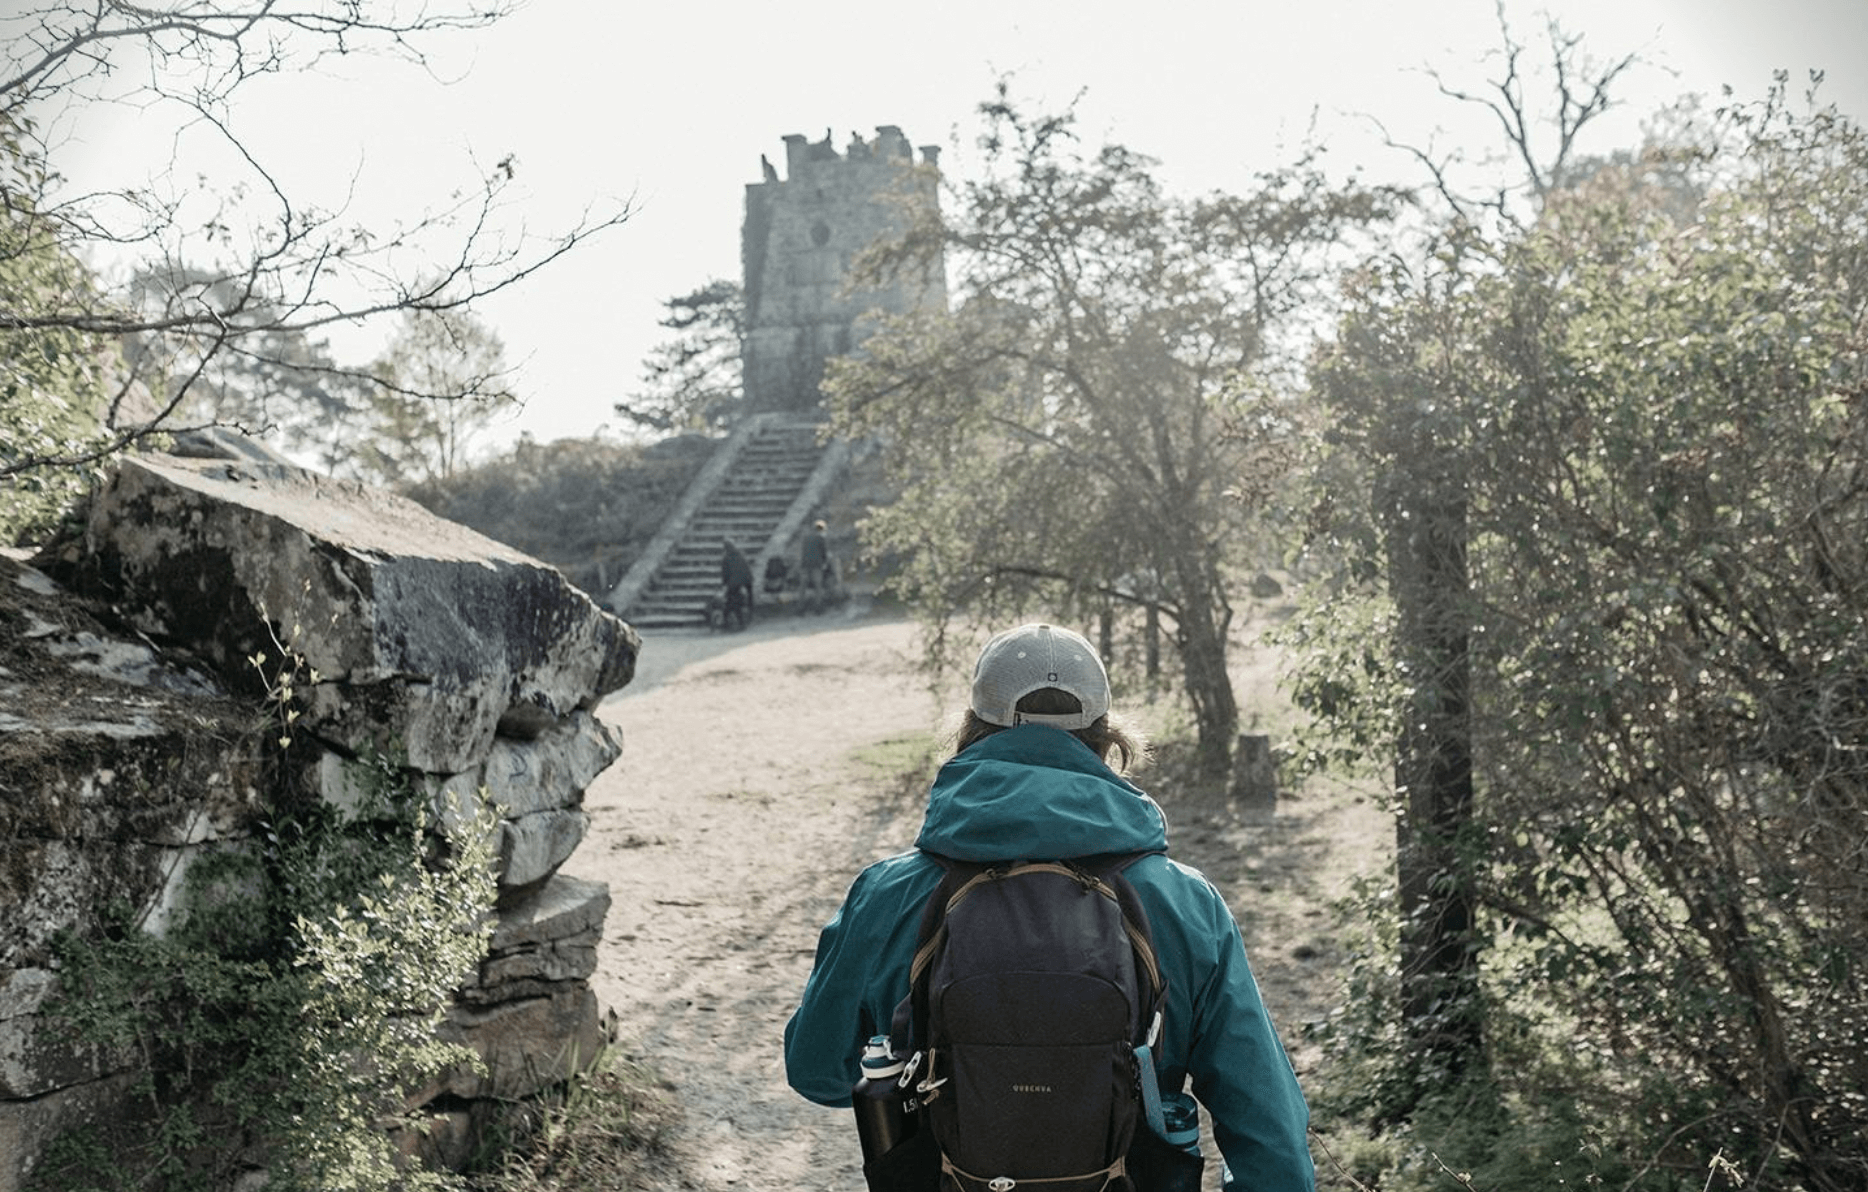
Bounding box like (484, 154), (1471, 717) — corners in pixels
(951, 687), (1150, 775)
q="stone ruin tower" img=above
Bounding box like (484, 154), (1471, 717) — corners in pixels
(741, 125), (947, 415)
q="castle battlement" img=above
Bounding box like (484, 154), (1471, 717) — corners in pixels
(764, 125), (941, 184)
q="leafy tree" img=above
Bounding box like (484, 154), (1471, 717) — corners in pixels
(618, 279), (745, 433)
(358, 303), (517, 485)
(0, 2), (628, 531)
(0, 111), (116, 542)
(827, 90), (1404, 780)
(1294, 86), (1868, 1190)
(1284, 15), (1651, 1120)
(125, 264), (376, 466)
(47, 761), (500, 1191)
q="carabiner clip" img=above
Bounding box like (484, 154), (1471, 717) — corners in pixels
(896, 1050), (923, 1091)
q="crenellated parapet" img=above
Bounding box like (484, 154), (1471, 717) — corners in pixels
(770, 125), (941, 179)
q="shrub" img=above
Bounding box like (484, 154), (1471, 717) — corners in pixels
(37, 754), (499, 1192)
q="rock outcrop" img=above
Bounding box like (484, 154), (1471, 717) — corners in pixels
(1, 450), (641, 1186)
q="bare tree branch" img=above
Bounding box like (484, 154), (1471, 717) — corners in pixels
(2, 2), (514, 114)
(1377, 2), (1645, 226)
(1, 1), (630, 501)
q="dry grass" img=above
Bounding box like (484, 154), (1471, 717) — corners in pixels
(462, 1051), (689, 1192)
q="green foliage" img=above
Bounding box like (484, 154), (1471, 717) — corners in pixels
(618, 279), (745, 433)
(403, 433), (712, 596)
(826, 86), (1405, 780)
(0, 112), (120, 543)
(1312, 877), (1668, 1192)
(1315, 1084), (1645, 1192)
(357, 304), (518, 485)
(248, 585), (326, 750)
(1267, 588), (1400, 776)
(37, 753), (500, 1192)
(1296, 90), (1868, 1189)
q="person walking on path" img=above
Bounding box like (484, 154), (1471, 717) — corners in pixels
(783, 622), (1315, 1191)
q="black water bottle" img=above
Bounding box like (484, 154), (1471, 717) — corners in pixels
(852, 1035), (915, 1162)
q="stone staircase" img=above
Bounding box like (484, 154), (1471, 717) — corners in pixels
(612, 416), (842, 628)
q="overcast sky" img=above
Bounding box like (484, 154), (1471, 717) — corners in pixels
(48, 0), (1868, 453)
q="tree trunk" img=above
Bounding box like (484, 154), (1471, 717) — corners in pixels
(1144, 604), (1161, 687)
(1386, 479), (1485, 1108)
(1174, 577), (1238, 785)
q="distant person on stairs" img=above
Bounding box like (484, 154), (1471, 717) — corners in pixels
(801, 519), (834, 611)
(721, 537), (754, 625)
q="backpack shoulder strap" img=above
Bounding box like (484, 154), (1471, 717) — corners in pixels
(1081, 850), (1177, 1111)
(1081, 850), (1169, 1025)
(889, 851), (982, 1051)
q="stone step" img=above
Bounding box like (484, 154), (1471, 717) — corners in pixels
(669, 554), (764, 570)
(717, 478), (813, 493)
(666, 558), (767, 579)
(678, 532), (780, 551)
(620, 417), (834, 625)
(724, 452), (818, 468)
(680, 520), (780, 537)
(693, 501), (789, 516)
(717, 475), (816, 492)
(670, 540), (765, 559)
(640, 591), (715, 609)
(629, 611), (709, 630)
(736, 443), (819, 457)
(696, 506), (793, 521)
(657, 569), (739, 588)
(695, 510), (792, 524)
(632, 590), (719, 612)
(701, 484), (802, 497)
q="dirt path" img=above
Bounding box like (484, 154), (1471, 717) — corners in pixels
(569, 609), (941, 1190)
(567, 606), (1388, 1191)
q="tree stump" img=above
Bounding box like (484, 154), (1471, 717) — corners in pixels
(1228, 733), (1278, 819)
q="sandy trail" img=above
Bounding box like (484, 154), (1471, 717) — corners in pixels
(568, 609), (938, 1191)
(564, 605), (1389, 1191)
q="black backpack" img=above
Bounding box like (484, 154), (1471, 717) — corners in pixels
(877, 851), (1196, 1192)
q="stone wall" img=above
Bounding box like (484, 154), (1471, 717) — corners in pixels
(742, 125), (947, 415)
(0, 449), (642, 1186)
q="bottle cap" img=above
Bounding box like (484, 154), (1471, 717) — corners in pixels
(861, 1035), (906, 1078)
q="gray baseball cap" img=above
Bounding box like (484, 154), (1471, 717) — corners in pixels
(970, 623), (1111, 730)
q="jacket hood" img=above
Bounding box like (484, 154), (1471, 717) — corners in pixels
(914, 724), (1169, 861)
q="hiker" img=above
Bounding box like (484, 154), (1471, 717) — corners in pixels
(720, 537), (754, 626)
(784, 623), (1314, 1191)
(801, 518), (834, 609)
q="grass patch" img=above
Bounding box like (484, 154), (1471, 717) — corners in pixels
(463, 1050), (685, 1192)
(847, 732), (941, 780)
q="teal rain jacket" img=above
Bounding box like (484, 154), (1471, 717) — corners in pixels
(783, 725), (1315, 1192)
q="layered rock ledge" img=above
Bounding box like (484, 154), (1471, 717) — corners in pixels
(1, 449), (642, 1185)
